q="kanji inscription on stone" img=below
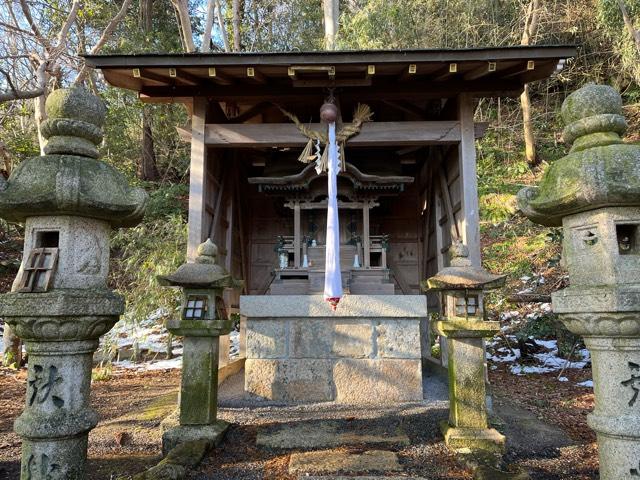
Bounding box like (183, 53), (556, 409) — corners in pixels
(28, 365), (64, 407)
(26, 453), (63, 479)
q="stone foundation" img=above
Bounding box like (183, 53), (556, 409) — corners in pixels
(240, 295), (425, 403)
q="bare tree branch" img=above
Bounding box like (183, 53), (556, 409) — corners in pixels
(50, 0), (82, 61)
(18, 0), (51, 52)
(0, 66), (43, 102)
(74, 0), (133, 84)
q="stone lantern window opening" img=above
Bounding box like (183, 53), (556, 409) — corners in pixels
(35, 230), (60, 248)
(184, 294), (209, 320)
(616, 223), (639, 254)
(444, 290), (481, 319)
(17, 247), (59, 293)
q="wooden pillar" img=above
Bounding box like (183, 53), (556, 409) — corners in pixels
(457, 93), (481, 266)
(225, 192), (234, 272)
(187, 98), (207, 261)
(363, 201), (370, 268)
(293, 201), (301, 268)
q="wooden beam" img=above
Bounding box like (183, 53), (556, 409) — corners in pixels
(198, 121), (488, 147)
(292, 78), (372, 88)
(463, 62), (497, 81)
(138, 80), (524, 102)
(207, 67), (233, 85)
(138, 69), (172, 85)
(187, 98), (208, 261)
(457, 93), (481, 266)
(174, 68), (202, 86)
(230, 101), (271, 123)
(246, 67), (267, 84)
(285, 200), (380, 210)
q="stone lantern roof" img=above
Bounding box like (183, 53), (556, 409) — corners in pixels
(158, 239), (240, 289)
(0, 88), (147, 227)
(422, 242), (505, 291)
(518, 83), (640, 226)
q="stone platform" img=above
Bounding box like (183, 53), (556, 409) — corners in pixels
(240, 295), (426, 403)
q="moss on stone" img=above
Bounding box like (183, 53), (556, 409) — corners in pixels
(131, 440), (211, 480)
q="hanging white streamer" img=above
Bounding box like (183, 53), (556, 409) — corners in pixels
(324, 122), (342, 306)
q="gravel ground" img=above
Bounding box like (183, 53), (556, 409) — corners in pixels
(1, 366), (599, 480)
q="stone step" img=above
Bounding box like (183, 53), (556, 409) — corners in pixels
(288, 450), (402, 476)
(301, 477), (428, 480)
(256, 420), (410, 450)
(349, 283), (395, 295)
(269, 282), (309, 295)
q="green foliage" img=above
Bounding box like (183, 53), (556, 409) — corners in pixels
(110, 185), (188, 326)
(515, 313), (556, 341)
(479, 193), (518, 224)
(100, 88), (190, 184)
(92, 365), (113, 382)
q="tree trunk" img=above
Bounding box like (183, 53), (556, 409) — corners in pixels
(2, 323), (22, 368)
(520, 0), (540, 167)
(232, 0), (241, 51)
(139, 104), (159, 181)
(137, 0), (159, 181)
(618, 0), (640, 56)
(323, 0), (339, 50)
(171, 0), (196, 52)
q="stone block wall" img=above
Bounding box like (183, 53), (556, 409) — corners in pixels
(240, 295), (426, 403)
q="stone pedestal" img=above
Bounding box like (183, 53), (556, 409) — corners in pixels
(436, 320), (505, 452)
(162, 319), (233, 453)
(241, 295), (425, 404)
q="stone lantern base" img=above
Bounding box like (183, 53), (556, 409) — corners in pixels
(162, 418), (229, 454)
(440, 422), (505, 453)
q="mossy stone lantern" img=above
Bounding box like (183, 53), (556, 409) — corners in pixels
(157, 239), (242, 453)
(423, 241), (506, 453)
(0, 88), (147, 479)
(518, 84), (640, 480)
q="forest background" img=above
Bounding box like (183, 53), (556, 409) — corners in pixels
(1, 0), (640, 365)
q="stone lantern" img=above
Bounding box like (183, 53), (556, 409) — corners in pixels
(518, 84), (640, 480)
(157, 239), (242, 453)
(0, 88), (146, 479)
(423, 241), (506, 452)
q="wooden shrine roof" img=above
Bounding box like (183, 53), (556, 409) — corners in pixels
(85, 46), (576, 104)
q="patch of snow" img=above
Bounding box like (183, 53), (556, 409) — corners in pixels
(541, 303), (552, 312)
(534, 339), (557, 350)
(517, 288), (533, 295)
(577, 380), (594, 388)
(500, 311), (520, 321)
(113, 356), (182, 371)
(229, 330), (240, 359)
(558, 376), (569, 382)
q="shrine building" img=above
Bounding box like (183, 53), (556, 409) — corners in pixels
(87, 47), (575, 399)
